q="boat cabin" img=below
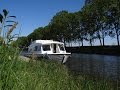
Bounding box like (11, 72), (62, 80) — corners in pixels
(28, 40), (67, 54)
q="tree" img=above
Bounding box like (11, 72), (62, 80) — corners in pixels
(75, 11), (87, 46)
(49, 11), (70, 44)
(81, 5), (98, 46)
(14, 36), (28, 48)
(66, 12), (80, 46)
(106, 0), (120, 46)
(27, 27), (44, 43)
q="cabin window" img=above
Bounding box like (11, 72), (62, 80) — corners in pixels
(59, 44), (65, 51)
(37, 45), (41, 51)
(42, 45), (50, 51)
(34, 45), (41, 51)
(34, 46), (38, 51)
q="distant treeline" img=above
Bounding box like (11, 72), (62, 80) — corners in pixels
(14, 0), (120, 48)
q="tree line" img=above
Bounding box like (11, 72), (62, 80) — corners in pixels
(16, 0), (120, 47)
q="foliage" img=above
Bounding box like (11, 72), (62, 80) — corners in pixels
(49, 11), (70, 42)
(15, 36), (28, 48)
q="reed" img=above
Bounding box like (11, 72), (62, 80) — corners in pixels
(6, 22), (18, 38)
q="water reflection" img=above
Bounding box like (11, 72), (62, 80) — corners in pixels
(66, 53), (120, 82)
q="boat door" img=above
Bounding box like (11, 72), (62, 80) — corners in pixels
(53, 44), (56, 53)
(53, 44), (60, 53)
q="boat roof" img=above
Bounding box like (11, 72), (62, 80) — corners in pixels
(32, 40), (64, 44)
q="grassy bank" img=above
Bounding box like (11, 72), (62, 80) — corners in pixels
(0, 47), (114, 90)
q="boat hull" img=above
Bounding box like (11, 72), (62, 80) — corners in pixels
(24, 53), (71, 63)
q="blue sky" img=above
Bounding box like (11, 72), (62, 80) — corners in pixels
(0, 0), (85, 36)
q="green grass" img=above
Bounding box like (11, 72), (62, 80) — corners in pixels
(0, 46), (114, 90)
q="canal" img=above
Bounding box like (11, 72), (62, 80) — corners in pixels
(66, 53), (120, 87)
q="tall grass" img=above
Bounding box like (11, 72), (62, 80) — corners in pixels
(0, 46), (114, 90)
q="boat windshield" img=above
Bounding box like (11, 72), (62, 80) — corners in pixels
(34, 45), (41, 51)
(42, 45), (50, 51)
(58, 44), (65, 51)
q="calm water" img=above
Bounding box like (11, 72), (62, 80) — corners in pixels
(66, 53), (120, 82)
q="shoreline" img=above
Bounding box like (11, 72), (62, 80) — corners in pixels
(66, 46), (120, 56)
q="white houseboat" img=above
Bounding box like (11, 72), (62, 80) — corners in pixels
(25, 40), (71, 63)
